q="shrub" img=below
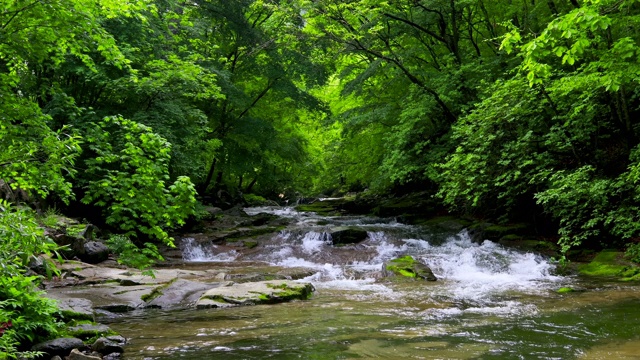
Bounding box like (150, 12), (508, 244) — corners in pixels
(0, 200), (63, 358)
(82, 116), (197, 247)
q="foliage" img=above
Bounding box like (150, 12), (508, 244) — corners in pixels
(0, 201), (63, 358)
(82, 116), (197, 246)
(244, 194), (269, 206)
(105, 235), (163, 276)
(0, 95), (81, 202)
(438, 0), (640, 255)
(0, 201), (63, 278)
(625, 243), (640, 264)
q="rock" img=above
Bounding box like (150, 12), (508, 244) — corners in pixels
(68, 324), (112, 339)
(103, 353), (122, 360)
(106, 335), (127, 344)
(67, 348), (102, 360)
(46, 283), (151, 313)
(196, 280), (314, 309)
(56, 298), (95, 321)
(145, 279), (221, 309)
(92, 337), (125, 355)
(223, 205), (250, 217)
(31, 337), (85, 357)
(275, 268), (317, 280)
(28, 254), (50, 276)
(238, 213), (281, 227)
(79, 241), (110, 264)
(329, 228), (368, 245)
(384, 256), (437, 281)
(51, 356), (63, 360)
(78, 224), (99, 241)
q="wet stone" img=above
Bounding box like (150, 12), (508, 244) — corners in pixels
(31, 337), (85, 357)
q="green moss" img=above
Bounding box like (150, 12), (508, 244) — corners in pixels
(263, 283), (314, 302)
(578, 250), (640, 280)
(385, 256), (417, 278)
(141, 278), (177, 302)
(556, 287), (575, 294)
(66, 224), (86, 238)
(244, 241), (258, 249)
(59, 310), (94, 322)
(482, 223), (529, 239)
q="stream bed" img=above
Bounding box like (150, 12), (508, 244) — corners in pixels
(104, 207), (640, 359)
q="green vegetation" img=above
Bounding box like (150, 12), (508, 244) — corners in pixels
(385, 256), (437, 281)
(556, 287), (575, 294)
(578, 250), (640, 280)
(3, 0), (640, 354)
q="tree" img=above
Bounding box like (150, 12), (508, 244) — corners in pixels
(440, 0), (640, 254)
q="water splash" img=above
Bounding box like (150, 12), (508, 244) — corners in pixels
(180, 238), (238, 262)
(414, 230), (561, 300)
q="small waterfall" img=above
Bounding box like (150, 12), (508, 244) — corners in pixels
(180, 238), (238, 262)
(414, 230), (560, 298)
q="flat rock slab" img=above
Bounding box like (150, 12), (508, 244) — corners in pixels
(57, 297), (95, 321)
(32, 337), (85, 357)
(146, 279), (224, 309)
(197, 280), (314, 309)
(46, 284), (153, 312)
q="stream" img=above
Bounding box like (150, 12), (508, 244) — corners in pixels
(105, 207), (640, 359)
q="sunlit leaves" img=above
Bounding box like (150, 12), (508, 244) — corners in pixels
(82, 116), (197, 246)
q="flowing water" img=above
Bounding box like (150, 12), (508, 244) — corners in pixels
(105, 207), (640, 359)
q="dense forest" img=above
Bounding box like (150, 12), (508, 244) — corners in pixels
(1, 0), (640, 357)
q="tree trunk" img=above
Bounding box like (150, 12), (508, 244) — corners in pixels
(245, 176), (258, 193)
(199, 158), (217, 194)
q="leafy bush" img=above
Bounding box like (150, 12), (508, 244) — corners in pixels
(625, 243), (640, 264)
(0, 201), (63, 359)
(82, 116), (197, 246)
(106, 235), (163, 277)
(244, 194), (268, 206)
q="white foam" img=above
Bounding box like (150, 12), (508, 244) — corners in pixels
(181, 238), (238, 262)
(300, 232), (331, 254)
(421, 231), (560, 300)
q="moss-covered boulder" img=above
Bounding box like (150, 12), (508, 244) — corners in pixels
(383, 256), (437, 281)
(578, 250), (640, 280)
(196, 280), (314, 309)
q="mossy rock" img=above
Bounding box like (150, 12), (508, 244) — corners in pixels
(482, 223), (530, 240)
(221, 226), (285, 242)
(410, 216), (471, 232)
(196, 280), (314, 309)
(384, 255), (437, 281)
(67, 324), (114, 340)
(578, 250), (640, 280)
(296, 201), (344, 215)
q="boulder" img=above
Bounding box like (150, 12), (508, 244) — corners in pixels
(31, 337), (85, 357)
(79, 241), (110, 264)
(383, 256), (437, 281)
(92, 336), (125, 355)
(329, 228), (368, 245)
(196, 280), (314, 309)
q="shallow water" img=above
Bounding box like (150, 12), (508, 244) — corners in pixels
(105, 206), (640, 359)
